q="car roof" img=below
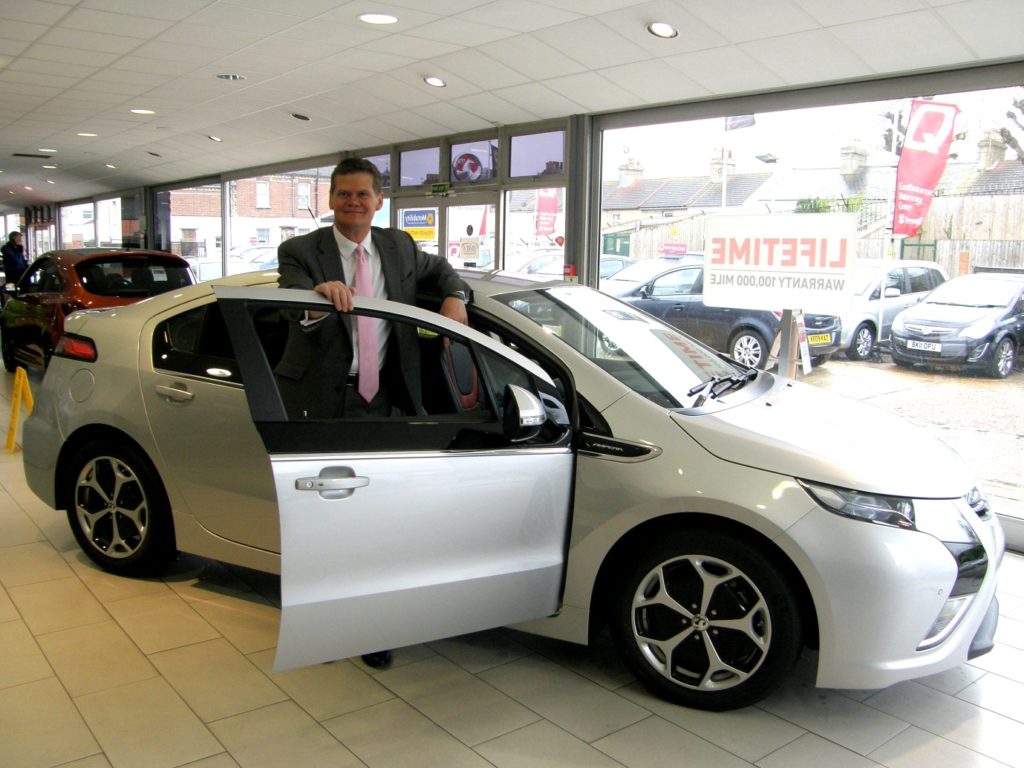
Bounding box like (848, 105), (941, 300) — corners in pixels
(38, 248), (189, 265)
(854, 258), (946, 270)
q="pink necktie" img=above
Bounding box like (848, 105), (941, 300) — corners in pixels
(354, 245), (379, 402)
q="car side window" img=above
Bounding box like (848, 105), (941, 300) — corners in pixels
(884, 269), (904, 294)
(650, 267), (700, 297)
(20, 260), (62, 293)
(906, 266), (934, 293)
(153, 303), (239, 382)
(929, 268), (946, 290)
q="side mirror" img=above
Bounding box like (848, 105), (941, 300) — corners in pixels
(502, 384), (546, 443)
(639, 285), (650, 299)
(884, 286), (901, 298)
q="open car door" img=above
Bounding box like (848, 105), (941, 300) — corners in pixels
(214, 286), (575, 670)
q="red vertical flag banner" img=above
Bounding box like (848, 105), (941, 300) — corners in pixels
(535, 188), (559, 235)
(892, 100), (959, 237)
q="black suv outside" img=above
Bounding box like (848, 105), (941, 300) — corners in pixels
(601, 255), (842, 369)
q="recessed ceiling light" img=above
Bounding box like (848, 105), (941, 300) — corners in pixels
(646, 21), (678, 38)
(359, 13), (398, 24)
(216, 73), (245, 81)
(291, 112), (311, 121)
(148, 151), (162, 157)
(131, 108), (156, 115)
(38, 148), (57, 153)
(42, 164), (57, 169)
(23, 186), (32, 191)
(423, 76), (446, 88)
(208, 135), (223, 142)
(77, 132), (98, 137)
(46, 179), (55, 184)
(105, 163), (117, 169)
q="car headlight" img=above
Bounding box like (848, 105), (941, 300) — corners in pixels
(800, 480), (915, 529)
(958, 319), (991, 340)
(891, 313), (906, 334)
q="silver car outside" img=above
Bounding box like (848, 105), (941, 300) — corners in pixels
(22, 270), (1003, 711)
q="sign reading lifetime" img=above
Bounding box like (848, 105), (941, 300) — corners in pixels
(704, 213), (857, 314)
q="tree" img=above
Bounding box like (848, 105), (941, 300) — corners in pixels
(999, 90), (1024, 164)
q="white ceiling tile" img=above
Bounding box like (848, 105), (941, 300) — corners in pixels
(543, 71), (643, 112)
(0, 69), (81, 88)
(384, 64), (483, 101)
(411, 101), (494, 133)
(458, 0), (582, 32)
(225, 0), (341, 16)
(410, 16), (520, 46)
(183, 4), (305, 35)
(107, 55), (206, 77)
(791, 0), (927, 26)
(449, 91), (539, 126)
(532, 17), (650, 70)
(59, 7), (174, 38)
(348, 117), (417, 144)
(664, 46), (786, 94)
(740, 30), (871, 85)
(273, 17), (388, 45)
(495, 82), (588, 119)
(595, 0), (730, 54)
(40, 27), (146, 55)
(358, 33), (463, 59)
(0, 0), (72, 25)
(354, 73), (441, 110)
(0, 39), (30, 56)
(154, 23), (265, 49)
(79, 0), (217, 22)
(22, 45), (119, 72)
(599, 60), (710, 104)
(0, 19), (50, 42)
(86, 68), (171, 86)
(375, 110), (452, 139)
(423, 48), (529, 91)
(935, 0), (1024, 59)
(541, 0), (650, 12)
(483, 34), (587, 81)
(382, 0), (493, 14)
(677, 0), (820, 43)
(829, 11), (977, 73)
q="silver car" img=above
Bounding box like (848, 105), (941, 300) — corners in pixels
(22, 270), (1003, 711)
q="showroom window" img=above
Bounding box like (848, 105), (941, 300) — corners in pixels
(59, 202), (96, 248)
(399, 146), (440, 187)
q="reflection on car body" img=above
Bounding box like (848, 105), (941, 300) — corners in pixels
(21, 270), (1004, 711)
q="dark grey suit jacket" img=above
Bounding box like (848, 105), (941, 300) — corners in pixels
(273, 226), (469, 418)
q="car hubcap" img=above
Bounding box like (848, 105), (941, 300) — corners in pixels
(74, 457), (148, 559)
(631, 554), (770, 691)
(732, 337), (762, 368)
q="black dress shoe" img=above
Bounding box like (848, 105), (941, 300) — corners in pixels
(361, 650), (393, 668)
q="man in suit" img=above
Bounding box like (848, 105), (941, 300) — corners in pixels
(275, 157), (470, 419)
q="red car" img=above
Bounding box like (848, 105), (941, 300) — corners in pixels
(1, 248), (195, 371)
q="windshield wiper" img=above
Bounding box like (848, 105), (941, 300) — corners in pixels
(686, 370), (757, 407)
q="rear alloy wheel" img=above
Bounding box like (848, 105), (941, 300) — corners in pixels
(729, 330), (768, 369)
(989, 337), (1015, 379)
(847, 323), (875, 361)
(66, 441), (176, 576)
(611, 531), (802, 711)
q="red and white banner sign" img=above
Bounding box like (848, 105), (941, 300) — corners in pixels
(892, 100), (959, 238)
(535, 188), (559, 235)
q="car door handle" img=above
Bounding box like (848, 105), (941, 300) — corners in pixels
(155, 384), (194, 402)
(295, 476), (369, 491)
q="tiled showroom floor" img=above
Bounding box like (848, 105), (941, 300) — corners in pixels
(2, 369), (1024, 768)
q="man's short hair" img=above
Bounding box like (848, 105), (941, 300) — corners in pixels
(331, 158), (383, 196)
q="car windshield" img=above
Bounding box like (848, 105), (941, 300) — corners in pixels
(495, 285), (745, 409)
(77, 257), (193, 297)
(924, 277), (1021, 308)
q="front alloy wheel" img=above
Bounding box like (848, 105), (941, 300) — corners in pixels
(848, 323), (875, 361)
(611, 532), (801, 710)
(990, 337), (1015, 378)
(730, 330), (768, 369)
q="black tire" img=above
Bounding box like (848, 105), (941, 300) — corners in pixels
(65, 440), (176, 576)
(846, 323), (875, 361)
(1, 321), (15, 372)
(728, 329), (769, 369)
(610, 530), (802, 711)
(989, 337), (1015, 379)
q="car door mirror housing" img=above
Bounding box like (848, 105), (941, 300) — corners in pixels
(503, 384), (546, 443)
(884, 286), (902, 298)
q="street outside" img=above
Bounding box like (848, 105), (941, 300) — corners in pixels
(802, 353), (1024, 529)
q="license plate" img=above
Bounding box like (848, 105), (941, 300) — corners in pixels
(807, 333), (832, 345)
(908, 339), (941, 352)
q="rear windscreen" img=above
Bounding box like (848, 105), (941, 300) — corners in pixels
(77, 257), (194, 297)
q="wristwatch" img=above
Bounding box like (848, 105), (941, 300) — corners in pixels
(447, 290), (469, 303)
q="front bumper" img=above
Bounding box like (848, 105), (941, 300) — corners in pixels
(782, 495), (1004, 690)
(890, 332), (993, 370)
